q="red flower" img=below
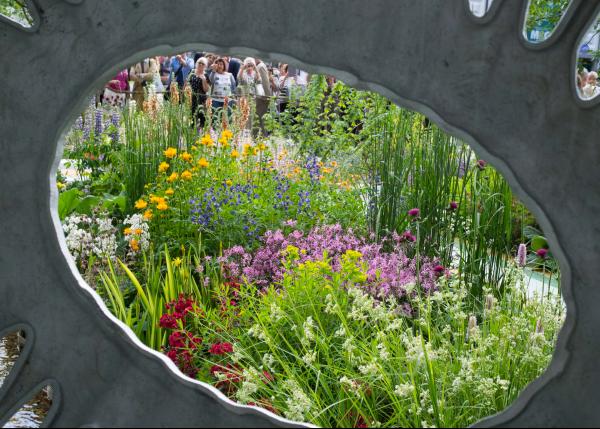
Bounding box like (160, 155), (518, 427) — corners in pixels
(169, 332), (186, 348)
(209, 342), (234, 355)
(166, 350), (178, 363)
(262, 371), (274, 384)
(159, 313), (178, 329)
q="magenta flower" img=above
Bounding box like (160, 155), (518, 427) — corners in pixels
(449, 201), (458, 211)
(433, 265), (445, 277)
(536, 248), (548, 259)
(517, 243), (527, 267)
(408, 208), (420, 218)
(477, 159), (487, 170)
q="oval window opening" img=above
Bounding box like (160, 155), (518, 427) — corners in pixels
(468, 0), (494, 18)
(576, 11), (600, 100)
(55, 51), (564, 428)
(524, 0), (572, 43)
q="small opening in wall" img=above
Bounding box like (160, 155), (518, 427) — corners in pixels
(575, 9), (600, 100)
(468, 0), (494, 18)
(523, 0), (572, 43)
(0, 0), (34, 29)
(55, 49), (565, 427)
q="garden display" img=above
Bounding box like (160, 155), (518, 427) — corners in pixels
(58, 74), (563, 428)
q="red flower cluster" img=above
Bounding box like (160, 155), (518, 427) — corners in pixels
(159, 295), (203, 378)
(208, 342), (234, 355)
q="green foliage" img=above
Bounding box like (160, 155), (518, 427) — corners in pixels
(0, 0), (32, 26)
(525, 0), (570, 35)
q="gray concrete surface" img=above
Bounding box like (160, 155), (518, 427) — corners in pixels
(0, 0), (599, 427)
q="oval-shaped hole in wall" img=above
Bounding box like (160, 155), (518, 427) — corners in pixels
(523, 0), (572, 43)
(576, 11), (600, 100)
(55, 51), (566, 427)
(1, 384), (53, 429)
(468, 0), (494, 18)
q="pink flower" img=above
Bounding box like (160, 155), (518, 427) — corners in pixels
(517, 243), (527, 267)
(477, 159), (487, 170)
(408, 208), (420, 218)
(209, 342), (234, 355)
(159, 314), (178, 329)
(449, 201), (458, 211)
(536, 248), (548, 259)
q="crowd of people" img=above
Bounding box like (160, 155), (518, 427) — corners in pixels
(102, 51), (315, 129)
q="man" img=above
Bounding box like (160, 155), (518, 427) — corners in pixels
(168, 52), (194, 90)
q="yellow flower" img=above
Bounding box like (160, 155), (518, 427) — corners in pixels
(123, 227), (132, 236)
(181, 170), (193, 181)
(180, 152), (193, 162)
(331, 161), (338, 168)
(129, 238), (140, 252)
(259, 144), (267, 151)
(218, 136), (230, 147)
(134, 228), (143, 235)
(143, 209), (153, 220)
(231, 150), (239, 159)
(164, 147), (177, 159)
(191, 145), (199, 152)
(253, 147), (260, 156)
(322, 167), (332, 174)
(221, 129), (234, 140)
(157, 201), (168, 211)
(57, 182), (65, 190)
(165, 188), (175, 196)
(173, 257), (182, 267)
(150, 195), (161, 204)
(225, 180), (233, 187)
(294, 167), (302, 175)
(200, 134), (214, 146)
(167, 172), (179, 183)
(198, 158), (209, 168)
(135, 199), (148, 209)
(158, 162), (170, 173)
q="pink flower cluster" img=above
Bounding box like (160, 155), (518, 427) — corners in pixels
(221, 224), (442, 300)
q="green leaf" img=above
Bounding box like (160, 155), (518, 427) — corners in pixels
(75, 195), (101, 215)
(58, 188), (82, 220)
(531, 235), (549, 251)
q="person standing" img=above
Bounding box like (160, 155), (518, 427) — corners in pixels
(188, 57), (210, 128)
(209, 57), (236, 109)
(169, 52), (194, 90)
(130, 58), (156, 110)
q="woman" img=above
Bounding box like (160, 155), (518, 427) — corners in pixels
(275, 63), (295, 113)
(209, 57), (236, 110)
(188, 57), (210, 128)
(237, 57), (258, 97)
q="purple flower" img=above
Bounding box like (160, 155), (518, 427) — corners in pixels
(476, 159), (487, 170)
(448, 201), (458, 211)
(408, 208), (420, 218)
(536, 248), (548, 259)
(517, 243), (527, 267)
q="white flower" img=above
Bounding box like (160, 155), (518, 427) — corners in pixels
(262, 353), (276, 370)
(302, 350), (316, 366)
(283, 380), (312, 422)
(358, 361), (380, 378)
(394, 383), (415, 398)
(270, 302), (285, 322)
(334, 325), (346, 338)
(236, 369), (260, 404)
(340, 376), (361, 398)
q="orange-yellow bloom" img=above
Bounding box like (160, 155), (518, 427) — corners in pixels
(167, 172), (179, 183)
(143, 209), (153, 220)
(123, 227), (132, 236)
(181, 170), (193, 180)
(164, 147), (177, 159)
(158, 162), (170, 173)
(180, 152), (193, 162)
(157, 201), (168, 211)
(134, 228), (143, 235)
(130, 239), (140, 252)
(218, 136), (229, 147)
(198, 158), (209, 168)
(165, 188), (175, 196)
(225, 180), (233, 186)
(221, 129), (234, 140)
(231, 150), (239, 159)
(200, 134), (214, 146)
(135, 199), (148, 209)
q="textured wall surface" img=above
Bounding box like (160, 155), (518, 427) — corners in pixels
(0, 0), (598, 427)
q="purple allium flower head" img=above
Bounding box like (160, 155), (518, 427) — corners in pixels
(517, 243), (527, 267)
(536, 248), (548, 259)
(476, 159), (487, 170)
(408, 208), (420, 218)
(449, 201), (458, 211)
